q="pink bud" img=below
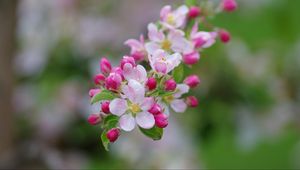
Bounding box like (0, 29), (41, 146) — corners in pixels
(101, 101), (110, 114)
(120, 56), (136, 70)
(219, 29), (231, 43)
(154, 113), (168, 128)
(111, 67), (124, 80)
(89, 88), (101, 98)
(94, 73), (106, 86)
(106, 128), (120, 143)
(222, 0), (237, 12)
(105, 73), (122, 91)
(188, 6), (201, 18)
(100, 57), (112, 75)
(87, 114), (102, 125)
(165, 79), (177, 91)
(148, 103), (162, 115)
(183, 51), (200, 65)
(184, 75), (200, 88)
(186, 96), (199, 107)
(146, 77), (157, 91)
(131, 51), (145, 62)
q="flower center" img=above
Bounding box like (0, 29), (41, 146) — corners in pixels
(161, 39), (172, 51)
(166, 14), (175, 25)
(163, 95), (174, 104)
(129, 103), (141, 115)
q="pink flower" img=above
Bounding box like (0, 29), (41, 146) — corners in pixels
(111, 67), (124, 80)
(89, 88), (101, 98)
(165, 79), (177, 91)
(221, 0), (238, 12)
(186, 96), (198, 107)
(109, 80), (155, 131)
(106, 128), (120, 142)
(94, 73), (106, 86)
(105, 73), (122, 91)
(160, 5), (189, 29)
(146, 23), (193, 54)
(122, 64), (147, 83)
(100, 57), (112, 75)
(148, 49), (182, 74)
(188, 6), (201, 18)
(184, 75), (200, 88)
(101, 101), (110, 114)
(88, 114), (102, 125)
(160, 84), (190, 114)
(190, 22), (217, 49)
(146, 77), (157, 91)
(219, 29), (231, 43)
(124, 35), (147, 61)
(183, 51), (200, 65)
(154, 113), (168, 128)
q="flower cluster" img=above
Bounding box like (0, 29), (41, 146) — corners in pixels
(88, 0), (237, 150)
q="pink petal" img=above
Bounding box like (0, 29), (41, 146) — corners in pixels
(124, 39), (143, 50)
(147, 23), (164, 42)
(128, 79), (145, 103)
(173, 84), (190, 98)
(154, 62), (167, 74)
(119, 114), (136, 132)
(140, 97), (155, 111)
(135, 65), (147, 82)
(136, 112), (155, 129)
(171, 99), (187, 113)
(160, 5), (171, 20)
(109, 98), (127, 116)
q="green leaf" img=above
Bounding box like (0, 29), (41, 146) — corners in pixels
(172, 64), (184, 83)
(103, 115), (119, 129)
(139, 126), (163, 140)
(101, 130), (110, 151)
(91, 89), (116, 104)
(185, 0), (197, 6)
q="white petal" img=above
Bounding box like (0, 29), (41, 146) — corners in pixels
(145, 42), (160, 55)
(166, 53), (182, 73)
(128, 79), (145, 103)
(136, 112), (155, 129)
(171, 99), (187, 113)
(119, 114), (136, 131)
(140, 97), (154, 111)
(136, 65), (147, 83)
(123, 63), (135, 81)
(160, 5), (171, 20)
(109, 98), (128, 116)
(147, 23), (164, 42)
(173, 84), (190, 98)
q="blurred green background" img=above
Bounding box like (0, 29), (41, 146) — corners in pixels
(0, 0), (299, 169)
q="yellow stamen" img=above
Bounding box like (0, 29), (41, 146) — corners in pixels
(163, 95), (174, 104)
(161, 39), (172, 51)
(129, 103), (141, 115)
(166, 14), (175, 25)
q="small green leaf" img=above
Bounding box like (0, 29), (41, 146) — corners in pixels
(103, 115), (119, 129)
(91, 90), (116, 104)
(101, 130), (110, 151)
(185, 0), (197, 6)
(159, 90), (176, 97)
(139, 126), (163, 140)
(172, 64), (184, 83)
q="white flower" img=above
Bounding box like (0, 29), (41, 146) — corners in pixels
(109, 80), (155, 131)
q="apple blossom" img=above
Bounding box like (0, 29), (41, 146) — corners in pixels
(124, 35), (147, 61)
(160, 5), (189, 29)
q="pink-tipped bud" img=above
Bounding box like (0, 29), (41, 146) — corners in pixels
(146, 77), (157, 91)
(89, 88), (101, 98)
(222, 0), (237, 12)
(184, 75), (200, 88)
(183, 51), (200, 65)
(148, 103), (162, 115)
(111, 66), (124, 80)
(87, 114), (102, 125)
(186, 96), (199, 107)
(105, 73), (122, 91)
(106, 128), (120, 143)
(154, 113), (168, 128)
(188, 6), (201, 18)
(219, 29), (231, 43)
(94, 73), (106, 86)
(100, 57), (112, 75)
(101, 101), (110, 114)
(165, 79), (177, 91)
(120, 56), (136, 70)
